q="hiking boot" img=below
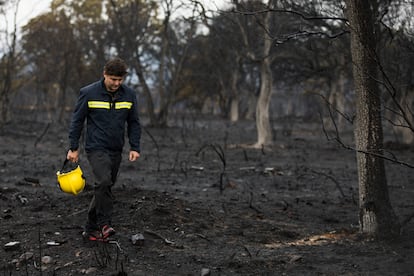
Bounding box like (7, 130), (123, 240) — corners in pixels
(82, 230), (105, 242)
(101, 225), (115, 239)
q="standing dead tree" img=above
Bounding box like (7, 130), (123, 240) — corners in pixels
(346, 0), (400, 238)
(232, 0), (275, 147)
(0, 0), (20, 125)
(232, 0), (410, 239)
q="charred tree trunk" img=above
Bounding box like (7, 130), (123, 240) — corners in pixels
(0, 51), (14, 125)
(57, 50), (72, 123)
(156, 6), (170, 127)
(133, 57), (157, 126)
(229, 57), (241, 122)
(256, 55), (273, 147)
(0, 2), (19, 125)
(255, 3), (273, 147)
(235, 0), (273, 145)
(346, 0), (400, 238)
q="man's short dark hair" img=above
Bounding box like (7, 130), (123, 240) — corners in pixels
(104, 58), (128, 76)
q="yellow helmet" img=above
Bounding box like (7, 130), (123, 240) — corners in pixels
(56, 163), (85, 195)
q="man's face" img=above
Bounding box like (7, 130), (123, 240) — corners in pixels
(103, 73), (124, 92)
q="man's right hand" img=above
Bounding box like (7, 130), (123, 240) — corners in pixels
(67, 150), (79, 163)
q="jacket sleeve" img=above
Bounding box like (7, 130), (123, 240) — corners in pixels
(68, 89), (88, 150)
(127, 92), (141, 153)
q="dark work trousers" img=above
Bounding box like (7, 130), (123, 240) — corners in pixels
(85, 150), (122, 231)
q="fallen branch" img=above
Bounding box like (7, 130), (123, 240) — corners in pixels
(67, 208), (87, 217)
(195, 233), (210, 241)
(242, 245), (252, 258)
(144, 230), (176, 246)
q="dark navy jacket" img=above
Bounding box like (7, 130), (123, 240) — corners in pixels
(69, 79), (141, 153)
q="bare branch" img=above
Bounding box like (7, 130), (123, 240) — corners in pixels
(196, 143), (227, 193)
(312, 92), (354, 124)
(231, 7), (348, 23)
(272, 29), (348, 45)
(321, 114), (414, 169)
(310, 169), (346, 198)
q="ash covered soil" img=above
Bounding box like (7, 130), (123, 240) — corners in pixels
(0, 116), (413, 275)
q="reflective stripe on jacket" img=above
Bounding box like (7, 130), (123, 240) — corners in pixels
(69, 79), (141, 153)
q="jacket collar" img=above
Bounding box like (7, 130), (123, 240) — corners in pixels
(100, 78), (125, 97)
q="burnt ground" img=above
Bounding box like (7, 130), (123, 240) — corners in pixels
(0, 116), (413, 275)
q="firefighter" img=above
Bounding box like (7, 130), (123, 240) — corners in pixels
(67, 57), (141, 241)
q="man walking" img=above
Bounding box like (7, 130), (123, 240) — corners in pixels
(67, 57), (141, 241)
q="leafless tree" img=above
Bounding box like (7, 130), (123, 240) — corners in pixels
(232, 0), (275, 147)
(346, 0), (400, 238)
(0, 0), (20, 125)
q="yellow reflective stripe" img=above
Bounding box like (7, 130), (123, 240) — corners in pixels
(88, 101), (110, 109)
(115, 102), (133, 109)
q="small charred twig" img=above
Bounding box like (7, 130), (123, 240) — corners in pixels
(180, 160), (188, 178)
(243, 148), (249, 161)
(34, 123), (50, 148)
(171, 151), (179, 170)
(220, 172), (228, 193)
(208, 207), (218, 220)
(248, 191), (262, 213)
(144, 230), (175, 246)
(38, 225), (43, 276)
(374, 50), (414, 132)
(108, 241), (125, 270)
(25, 252), (29, 275)
(401, 212), (414, 228)
(115, 247), (119, 271)
(67, 208), (87, 217)
(108, 240), (123, 254)
(311, 169), (345, 198)
(221, 202), (228, 215)
(118, 262), (127, 276)
(180, 125), (188, 148)
(196, 143), (227, 193)
(24, 177), (40, 185)
(243, 245), (252, 258)
(328, 130), (414, 169)
(143, 127), (161, 172)
(195, 233), (210, 241)
(93, 250), (104, 267)
(94, 244), (111, 268)
(261, 144), (266, 155)
(224, 130), (229, 149)
(314, 92), (354, 124)
(319, 101), (414, 169)
(228, 252), (237, 261)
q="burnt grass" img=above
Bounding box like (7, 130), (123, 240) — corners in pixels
(0, 116), (413, 275)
